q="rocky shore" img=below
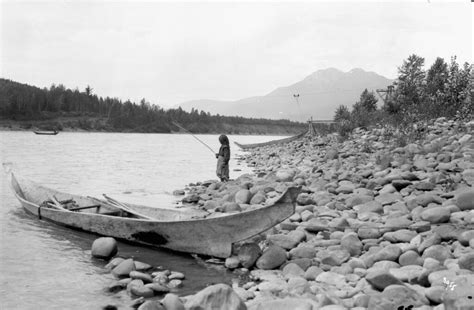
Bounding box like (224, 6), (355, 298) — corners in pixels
(99, 117), (474, 310)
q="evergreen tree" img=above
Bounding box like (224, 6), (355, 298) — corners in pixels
(357, 89), (378, 112)
(393, 54), (426, 108)
(333, 105), (351, 122)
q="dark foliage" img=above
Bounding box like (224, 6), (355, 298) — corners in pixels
(334, 54), (473, 141)
(0, 79), (305, 134)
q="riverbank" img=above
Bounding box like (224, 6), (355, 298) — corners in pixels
(0, 117), (305, 136)
(167, 117), (473, 310)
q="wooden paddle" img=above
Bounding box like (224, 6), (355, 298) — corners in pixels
(102, 194), (154, 220)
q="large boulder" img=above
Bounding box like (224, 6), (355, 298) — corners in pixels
(91, 237), (118, 259)
(238, 243), (262, 269)
(185, 284), (246, 310)
(256, 246), (287, 270)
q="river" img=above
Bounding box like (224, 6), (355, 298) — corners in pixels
(0, 131), (285, 310)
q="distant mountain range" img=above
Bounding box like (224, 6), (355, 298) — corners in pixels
(179, 68), (393, 121)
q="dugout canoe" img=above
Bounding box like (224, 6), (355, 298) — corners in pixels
(7, 172), (299, 258)
(234, 131), (307, 150)
(34, 130), (59, 135)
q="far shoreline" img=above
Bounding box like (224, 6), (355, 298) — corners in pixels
(0, 126), (296, 137)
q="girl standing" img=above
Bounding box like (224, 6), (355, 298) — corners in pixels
(216, 135), (230, 182)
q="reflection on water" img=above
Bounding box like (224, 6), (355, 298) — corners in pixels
(0, 131), (285, 310)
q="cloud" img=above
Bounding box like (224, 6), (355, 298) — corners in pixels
(1, 1), (471, 108)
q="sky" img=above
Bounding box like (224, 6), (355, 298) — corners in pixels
(1, 0), (472, 109)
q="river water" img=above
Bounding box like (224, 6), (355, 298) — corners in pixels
(0, 131), (285, 310)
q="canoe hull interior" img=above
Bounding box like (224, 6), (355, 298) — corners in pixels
(9, 173), (299, 258)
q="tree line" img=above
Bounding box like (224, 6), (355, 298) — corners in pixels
(333, 55), (473, 138)
(0, 78), (305, 133)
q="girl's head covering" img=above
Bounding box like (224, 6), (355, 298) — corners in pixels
(219, 134), (229, 145)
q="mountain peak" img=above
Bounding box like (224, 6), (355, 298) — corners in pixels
(349, 68), (366, 74)
(180, 67), (392, 120)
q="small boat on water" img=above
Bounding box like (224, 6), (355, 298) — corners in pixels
(235, 131), (307, 150)
(34, 130), (59, 135)
(7, 172), (299, 258)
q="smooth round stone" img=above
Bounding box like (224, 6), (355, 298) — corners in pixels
(225, 256), (240, 269)
(256, 245), (287, 270)
(161, 293), (185, 310)
(185, 284), (246, 310)
(131, 285), (155, 298)
(389, 265), (424, 282)
(455, 190), (474, 210)
(105, 257), (125, 270)
(130, 271), (153, 283)
(108, 279), (130, 292)
(428, 269), (457, 286)
(288, 276), (310, 294)
(289, 244), (316, 259)
(383, 230), (417, 243)
(112, 258), (136, 277)
(238, 243), (262, 269)
(458, 230), (474, 246)
(358, 227), (382, 239)
(423, 257), (441, 270)
(421, 245), (453, 263)
(418, 233), (442, 253)
(127, 279), (145, 292)
(424, 286), (446, 304)
(365, 270), (403, 290)
(304, 266), (323, 280)
(134, 261), (152, 271)
(217, 202), (241, 212)
(399, 250), (423, 266)
(282, 263), (305, 279)
(168, 279), (183, 289)
(145, 282), (170, 294)
(341, 232), (362, 256)
(458, 253), (474, 271)
(168, 272), (185, 280)
(91, 237), (118, 259)
(420, 207), (450, 224)
(235, 189), (251, 204)
(320, 249), (350, 266)
(137, 300), (165, 310)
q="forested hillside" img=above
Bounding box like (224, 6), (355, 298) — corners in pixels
(0, 79), (305, 134)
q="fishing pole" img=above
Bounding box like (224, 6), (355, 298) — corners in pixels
(171, 120), (216, 155)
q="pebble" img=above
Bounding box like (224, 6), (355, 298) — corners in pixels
(112, 258), (136, 277)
